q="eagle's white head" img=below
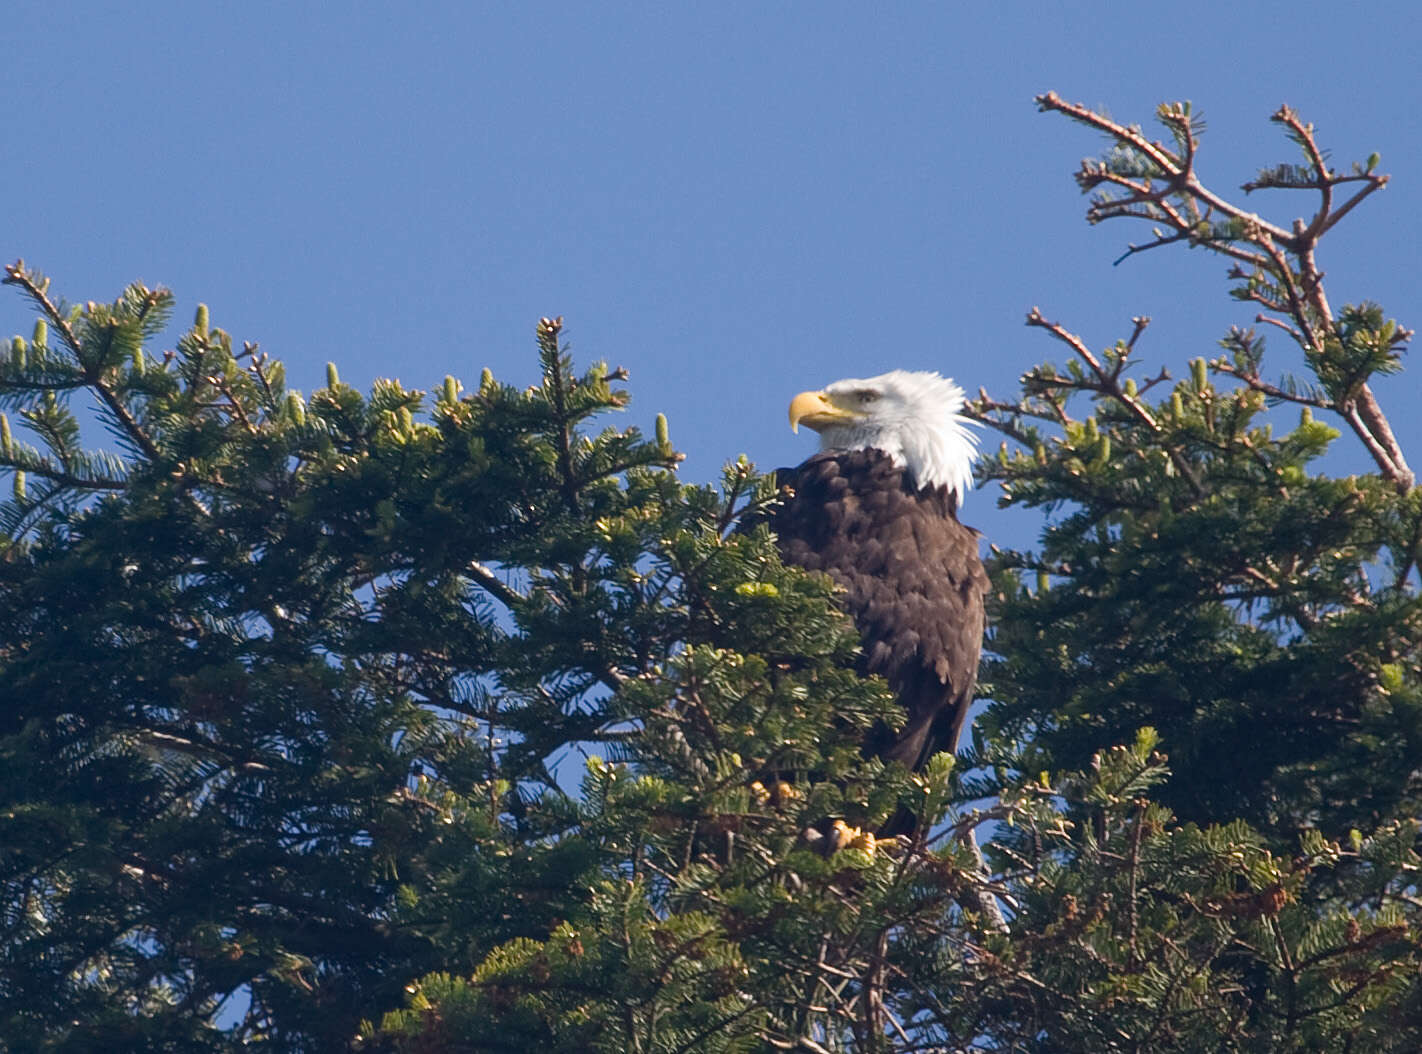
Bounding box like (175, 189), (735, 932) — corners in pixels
(788, 369), (978, 506)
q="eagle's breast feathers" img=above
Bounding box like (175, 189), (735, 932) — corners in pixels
(772, 449), (988, 770)
(773, 369), (987, 775)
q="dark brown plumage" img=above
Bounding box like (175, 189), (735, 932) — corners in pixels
(771, 448), (989, 774)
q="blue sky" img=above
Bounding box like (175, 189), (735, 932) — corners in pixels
(5, 2), (1419, 553)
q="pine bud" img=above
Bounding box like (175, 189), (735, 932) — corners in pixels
(655, 412), (670, 448)
(285, 392), (306, 426)
(1123, 377), (1137, 398)
(1171, 392), (1184, 419)
(13, 470), (24, 499)
(31, 320), (46, 347)
(1192, 358), (1208, 392)
(194, 304), (209, 334)
(131, 347), (144, 375)
(1036, 569), (1051, 594)
(1300, 407), (1313, 426)
(0, 414), (10, 457)
(480, 368), (494, 392)
(326, 362), (340, 388)
(442, 375), (459, 404)
(398, 406), (414, 432)
(9, 336), (24, 368)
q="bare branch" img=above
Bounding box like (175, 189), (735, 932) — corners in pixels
(1037, 92), (1184, 190)
(1037, 93), (1296, 244)
(1315, 175), (1390, 238)
(1252, 314), (1305, 345)
(1273, 104), (1334, 233)
(1112, 229), (1195, 267)
(1126, 316), (1151, 353)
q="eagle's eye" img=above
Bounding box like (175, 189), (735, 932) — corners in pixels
(857, 390), (880, 406)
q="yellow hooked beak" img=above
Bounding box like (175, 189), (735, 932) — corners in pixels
(788, 390), (858, 433)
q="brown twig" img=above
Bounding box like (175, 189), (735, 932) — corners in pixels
(1039, 93), (1296, 246)
(1125, 316), (1151, 352)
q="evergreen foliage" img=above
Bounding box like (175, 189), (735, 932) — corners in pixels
(1, 96), (1419, 1051)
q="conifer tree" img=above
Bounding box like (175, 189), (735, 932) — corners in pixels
(977, 96), (1419, 842)
(0, 287), (981, 1049)
(962, 96), (1422, 1050)
(2, 95), (1420, 1053)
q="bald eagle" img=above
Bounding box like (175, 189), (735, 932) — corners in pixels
(771, 370), (988, 792)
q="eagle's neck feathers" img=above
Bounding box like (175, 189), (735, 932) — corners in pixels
(815, 370), (977, 507)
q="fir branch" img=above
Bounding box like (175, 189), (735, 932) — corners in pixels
(1210, 359), (1331, 409)
(466, 559), (525, 608)
(1038, 92), (1296, 245)
(248, 352), (283, 411)
(1261, 105), (1389, 244)
(1025, 307), (1204, 496)
(964, 391), (1038, 448)
(4, 262), (163, 462)
(0, 457), (126, 492)
(129, 728), (274, 774)
(1252, 313), (1305, 345)
(3, 262), (84, 356)
(210, 373), (259, 437)
(1038, 97), (1414, 491)
(538, 316), (582, 517)
(1255, 225), (1319, 352)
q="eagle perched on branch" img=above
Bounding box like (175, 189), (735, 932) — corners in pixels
(771, 370), (988, 785)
